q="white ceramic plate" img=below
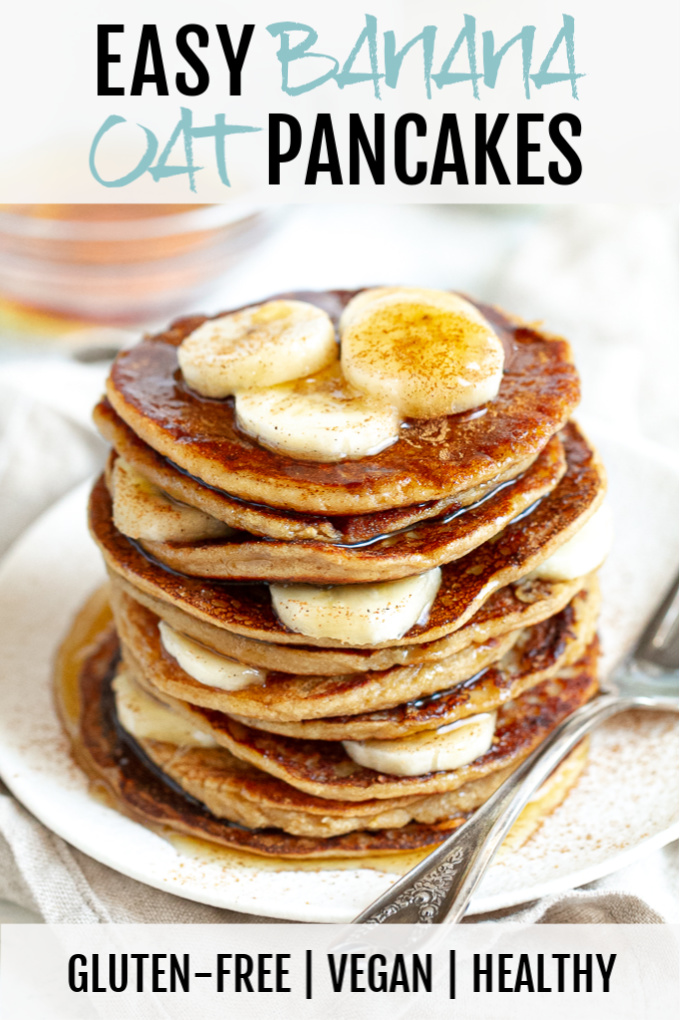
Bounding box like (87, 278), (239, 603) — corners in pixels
(0, 420), (677, 922)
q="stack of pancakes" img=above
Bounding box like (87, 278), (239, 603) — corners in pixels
(80, 288), (608, 859)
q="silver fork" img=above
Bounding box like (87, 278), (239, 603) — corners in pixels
(353, 575), (679, 924)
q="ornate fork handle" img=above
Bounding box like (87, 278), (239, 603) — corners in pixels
(354, 693), (670, 925)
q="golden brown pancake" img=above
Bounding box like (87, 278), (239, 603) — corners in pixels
(105, 290), (580, 514)
(90, 422), (605, 648)
(115, 578), (597, 728)
(133, 701), (590, 838)
(109, 572), (586, 675)
(219, 582), (599, 738)
(147, 642), (599, 802)
(136, 734), (506, 837)
(108, 436), (565, 584)
(118, 600), (518, 721)
(75, 627), (593, 854)
(95, 399), (542, 544)
(76, 629), (468, 855)
(64, 283), (606, 864)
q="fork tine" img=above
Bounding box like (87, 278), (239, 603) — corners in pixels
(634, 575), (679, 671)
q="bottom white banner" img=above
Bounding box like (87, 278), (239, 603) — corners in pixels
(0, 923), (677, 1019)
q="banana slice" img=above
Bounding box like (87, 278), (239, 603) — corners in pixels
(235, 363), (401, 462)
(532, 501), (613, 582)
(113, 669), (218, 747)
(159, 621), (266, 691)
(270, 567), (441, 645)
(178, 300), (337, 398)
(339, 286), (419, 331)
(111, 458), (233, 542)
(339, 285), (479, 332)
(340, 287), (504, 418)
(343, 712), (497, 776)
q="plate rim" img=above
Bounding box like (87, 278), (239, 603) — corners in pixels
(1, 737), (677, 922)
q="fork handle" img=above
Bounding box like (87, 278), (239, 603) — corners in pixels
(354, 693), (639, 924)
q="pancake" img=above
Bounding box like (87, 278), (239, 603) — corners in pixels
(139, 734), (591, 836)
(114, 577), (597, 728)
(117, 595), (519, 721)
(111, 435), (565, 584)
(76, 628), (466, 856)
(105, 290), (580, 514)
(59, 283), (609, 868)
(135, 700), (589, 838)
(90, 422), (605, 649)
(136, 733), (510, 836)
(147, 641), (599, 802)
(95, 399), (541, 545)
(139, 732), (590, 839)
(75, 626), (591, 854)
(223, 582), (599, 738)
(110, 573), (586, 675)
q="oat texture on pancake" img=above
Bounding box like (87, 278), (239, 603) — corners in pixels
(62, 286), (611, 861)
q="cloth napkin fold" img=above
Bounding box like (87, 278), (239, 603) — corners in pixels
(0, 355), (676, 926)
(0, 367), (108, 557)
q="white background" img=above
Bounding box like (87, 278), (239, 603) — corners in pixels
(2, 924), (678, 1018)
(0, 0), (678, 201)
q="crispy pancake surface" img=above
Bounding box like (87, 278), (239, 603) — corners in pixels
(76, 629), (472, 856)
(110, 573), (585, 675)
(119, 603), (519, 722)
(139, 734), (588, 840)
(136, 734), (510, 837)
(95, 400), (539, 544)
(77, 627), (595, 852)
(108, 436), (566, 584)
(212, 582), (599, 739)
(105, 290), (580, 514)
(186, 642), (599, 802)
(115, 578), (598, 728)
(90, 423), (605, 648)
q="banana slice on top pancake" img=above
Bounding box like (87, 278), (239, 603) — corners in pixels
(105, 289), (579, 514)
